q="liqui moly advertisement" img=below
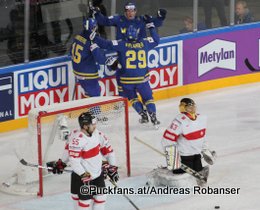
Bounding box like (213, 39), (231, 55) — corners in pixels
(14, 63), (70, 117)
(183, 27), (260, 84)
(148, 41), (183, 89)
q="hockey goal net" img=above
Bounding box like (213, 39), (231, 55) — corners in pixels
(1, 96), (130, 196)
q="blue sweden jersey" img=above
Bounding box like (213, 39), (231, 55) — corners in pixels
(70, 31), (106, 79)
(93, 27), (159, 85)
(95, 13), (163, 40)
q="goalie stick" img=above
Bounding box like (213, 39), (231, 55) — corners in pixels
(19, 158), (72, 173)
(134, 136), (207, 182)
(244, 58), (260, 71)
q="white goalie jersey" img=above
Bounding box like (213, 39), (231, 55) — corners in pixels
(63, 128), (117, 179)
(162, 113), (208, 156)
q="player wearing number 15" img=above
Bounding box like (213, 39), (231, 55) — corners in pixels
(70, 18), (105, 97)
(89, 22), (160, 126)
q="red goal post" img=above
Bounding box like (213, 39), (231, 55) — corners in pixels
(1, 96), (130, 197)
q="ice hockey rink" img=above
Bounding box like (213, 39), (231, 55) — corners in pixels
(0, 82), (260, 210)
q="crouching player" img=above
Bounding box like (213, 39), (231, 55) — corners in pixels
(161, 98), (216, 186)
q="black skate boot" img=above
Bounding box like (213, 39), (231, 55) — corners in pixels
(149, 112), (160, 129)
(139, 111), (149, 124)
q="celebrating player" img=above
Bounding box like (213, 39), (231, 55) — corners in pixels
(70, 18), (118, 98)
(161, 98), (216, 185)
(87, 20), (160, 127)
(90, 2), (167, 40)
(48, 112), (119, 210)
(90, 2), (166, 97)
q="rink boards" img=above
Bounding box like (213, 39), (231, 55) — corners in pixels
(1, 22), (260, 132)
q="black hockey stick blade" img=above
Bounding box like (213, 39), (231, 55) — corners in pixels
(19, 158), (72, 173)
(245, 58), (260, 71)
(20, 158), (29, 166)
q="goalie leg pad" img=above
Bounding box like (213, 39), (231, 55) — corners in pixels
(164, 145), (181, 170)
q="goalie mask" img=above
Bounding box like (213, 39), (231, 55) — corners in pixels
(179, 98), (197, 119)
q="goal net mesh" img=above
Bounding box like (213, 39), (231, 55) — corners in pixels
(1, 96), (130, 196)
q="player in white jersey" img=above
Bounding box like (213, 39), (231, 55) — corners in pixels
(48, 112), (119, 210)
(162, 98), (216, 178)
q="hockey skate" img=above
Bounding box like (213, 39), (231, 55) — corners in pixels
(196, 166), (209, 187)
(139, 111), (149, 124)
(149, 112), (160, 129)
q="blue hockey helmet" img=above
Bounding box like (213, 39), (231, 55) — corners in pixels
(83, 18), (97, 32)
(124, 2), (136, 11)
(126, 25), (139, 41)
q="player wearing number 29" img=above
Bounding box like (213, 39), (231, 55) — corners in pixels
(161, 98), (216, 184)
(88, 21), (160, 126)
(50, 112), (119, 210)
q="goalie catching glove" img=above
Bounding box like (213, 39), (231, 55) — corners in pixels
(102, 161), (119, 183)
(202, 149), (217, 165)
(46, 159), (67, 174)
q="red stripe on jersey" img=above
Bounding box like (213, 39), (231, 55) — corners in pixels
(163, 130), (179, 142)
(79, 201), (90, 207)
(100, 146), (113, 156)
(65, 143), (69, 150)
(182, 129), (206, 140)
(81, 144), (100, 159)
(93, 198), (105, 203)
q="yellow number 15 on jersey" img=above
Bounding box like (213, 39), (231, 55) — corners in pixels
(71, 43), (83, 64)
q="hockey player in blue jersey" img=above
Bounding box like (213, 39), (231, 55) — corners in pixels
(90, 2), (166, 97)
(87, 22), (160, 127)
(70, 18), (118, 98)
(90, 2), (167, 40)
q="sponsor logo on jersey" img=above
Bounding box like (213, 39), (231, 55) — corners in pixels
(0, 73), (14, 122)
(198, 39), (236, 76)
(16, 64), (69, 117)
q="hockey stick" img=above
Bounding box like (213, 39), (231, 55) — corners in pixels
(109, 179), (140, 210)
(134, 136), (207, 182)
(244, 58), (260, 71)
(19, 158), (72, 173)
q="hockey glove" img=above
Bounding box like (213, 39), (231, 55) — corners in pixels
(107, 165), (119, 183)
(59, 126), (70, 141)
(105, 56), (122, 71)
(202, 149), (217, 165)
(47, 159), (67, 174)
(81, 172), (92, 183)
(102, 161), (110, 179)
(146, 22), (155, 29)
(89, 6), (100, 16)
(157, 8), (167, 19)
(143, 14), (153, 23)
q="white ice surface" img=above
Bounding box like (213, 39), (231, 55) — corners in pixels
(1, 82), (260, 210)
